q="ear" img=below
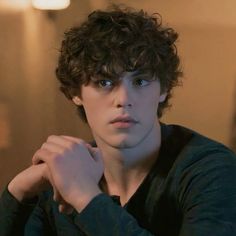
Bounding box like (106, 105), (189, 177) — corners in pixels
(72, 96), (83, 106)
(159, 92), (167, 103)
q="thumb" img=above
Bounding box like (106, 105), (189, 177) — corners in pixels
(86, 145), (103, 162)
(93, 148), (104, 173)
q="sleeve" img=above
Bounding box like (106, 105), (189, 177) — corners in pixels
(0, 186), (55, 236)
(0, 186), (37, 236)
(69, 193), (155, 236)
(177, 150), (236, 236)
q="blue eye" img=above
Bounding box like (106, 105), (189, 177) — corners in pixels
(133, 78), (150, 87)
(98, 79), (114, 88)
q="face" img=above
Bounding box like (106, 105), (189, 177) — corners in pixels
(73, 71), (167, 149)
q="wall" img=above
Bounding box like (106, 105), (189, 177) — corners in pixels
(0, 1), (93, 190)
(0, 0), (235, 190)
(163, 26), (236, 145)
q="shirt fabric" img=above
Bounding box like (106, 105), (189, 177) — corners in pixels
(1, 123), (236, 236)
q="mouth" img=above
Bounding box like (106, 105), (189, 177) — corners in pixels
(110, 116), (138, 128)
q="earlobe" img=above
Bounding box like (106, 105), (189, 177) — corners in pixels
(159, 93), (167, 103)
(72, 96), (83, 106)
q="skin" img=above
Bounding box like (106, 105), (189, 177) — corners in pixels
(8, 138), (103, 213)
(74, 71), (167, 204)
(8, 71), (167, 212)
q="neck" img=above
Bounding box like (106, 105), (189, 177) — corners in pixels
(95, 120), (162, 203)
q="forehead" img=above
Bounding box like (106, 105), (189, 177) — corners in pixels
(91, 69), (157, 82)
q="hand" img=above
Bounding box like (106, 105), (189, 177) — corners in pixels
(8, 163), (52, 202)
(8, 163), (73, 214)
(32, 135), (104, 212)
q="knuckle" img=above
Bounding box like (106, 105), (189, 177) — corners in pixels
(35, 149), (44, 157)
(67, 140), (82, 150)
(47, 135), (57, 142)
(50, 154), (60, 165)
(41, 163), (49, 175)
(77, 139), (84, 144)
(41, 142), (48, 149)
(67, 142), (76, 149)
(50, 151), (59, 160)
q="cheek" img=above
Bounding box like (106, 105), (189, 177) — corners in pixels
(138, 96), (161, 120)
(142, 94), (161, 108)
(82, 101), (106, 127)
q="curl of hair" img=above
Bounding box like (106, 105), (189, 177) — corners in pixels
(56, 5), (182, 122)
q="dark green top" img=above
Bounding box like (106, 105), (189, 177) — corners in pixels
(1, 124), (236, 236)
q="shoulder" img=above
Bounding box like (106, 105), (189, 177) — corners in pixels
(178, 126), (236, 171)
(162, 124), (236, 206)
(161, 123), (236, 197)
(161, 124), (236, 235)
(161, 123), (236, 169)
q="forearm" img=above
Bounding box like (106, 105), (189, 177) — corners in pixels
(71, 193), (155, 236)
(0, 186), (37, 236)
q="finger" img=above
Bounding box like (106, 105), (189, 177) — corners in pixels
(53, 189), (74, 214)
(32, 149), (53, 165)
(58, 203), (74, 214)
(45, 135), (83, 149)
(52, 185), (66, 205)
(53, 187), (61, 202)
(52, 186), (71, 213)
(61, 135), (86, 145)
(42, 165), (61, 202)
(41, 141), (65, 153)
(62, 136), (97, 159)
(54, 135), (84, 144)
(87, 145), (103, 162)
(85, 143), (97, 157)
(86, 145), (102, 162)
(54, 191), (74, 214)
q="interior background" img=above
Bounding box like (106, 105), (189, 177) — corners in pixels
(0, 0), (236, 191)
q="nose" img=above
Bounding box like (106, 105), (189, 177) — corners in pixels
(114, 83), (133, 108)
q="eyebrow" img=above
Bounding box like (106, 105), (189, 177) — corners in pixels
(129, 71), (154, 80)
(91, 70), (154, 83)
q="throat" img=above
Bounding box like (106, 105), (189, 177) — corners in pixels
(96, 120), (162, 206)
(99, 169), (149, 206)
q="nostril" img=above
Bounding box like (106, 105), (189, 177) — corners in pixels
(116, 103), (132, 108)
(114, 83), (133, 108)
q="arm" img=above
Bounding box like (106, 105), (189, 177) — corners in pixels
(0, 186), (59, 236)
(70, 193), (155, 236)
(0, 164), (57, 236)
(32, 135), (156, 235)
(0, 187), (37, 236)
(177, 151), (236, 236)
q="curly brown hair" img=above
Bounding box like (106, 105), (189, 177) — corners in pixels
(55, 5), (182, 122)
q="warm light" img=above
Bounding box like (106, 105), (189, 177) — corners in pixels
(32, 0), (70, 10)
(0, 103), (11, 149)
(0, 0), (31, 10)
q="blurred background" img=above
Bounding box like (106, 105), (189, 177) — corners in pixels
(0, 0), (236, 191)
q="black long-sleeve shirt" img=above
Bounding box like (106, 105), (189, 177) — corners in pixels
(1, 124), (236, 236)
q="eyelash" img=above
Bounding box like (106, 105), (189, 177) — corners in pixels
(94, 78), (151, 89)
(97, 80), (114, 88)
(133, 78), (150, 87)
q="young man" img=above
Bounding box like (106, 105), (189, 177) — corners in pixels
(1, 5), (236, 236)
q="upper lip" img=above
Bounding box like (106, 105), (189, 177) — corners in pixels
(110, 115), (138, 123)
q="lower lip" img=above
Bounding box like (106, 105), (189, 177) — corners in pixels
(111, 121), (136, 128)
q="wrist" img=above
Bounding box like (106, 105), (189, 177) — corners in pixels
(8, 179), (35, 202)
(72, 189), (102, 213)
(8, 181), (25, 202)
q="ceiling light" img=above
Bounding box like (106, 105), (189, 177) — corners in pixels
(32, 0), (70, 10)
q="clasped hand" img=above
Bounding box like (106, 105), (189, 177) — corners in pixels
(31, 135), (103, 213)
(8, 135), (104, 213)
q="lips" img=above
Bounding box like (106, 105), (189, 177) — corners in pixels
(110, 115), (137, 124)
(110, 115), (138, 128)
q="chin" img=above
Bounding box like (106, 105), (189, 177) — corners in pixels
(107, 136), (141, 149)
(112, 142), (133, 149)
